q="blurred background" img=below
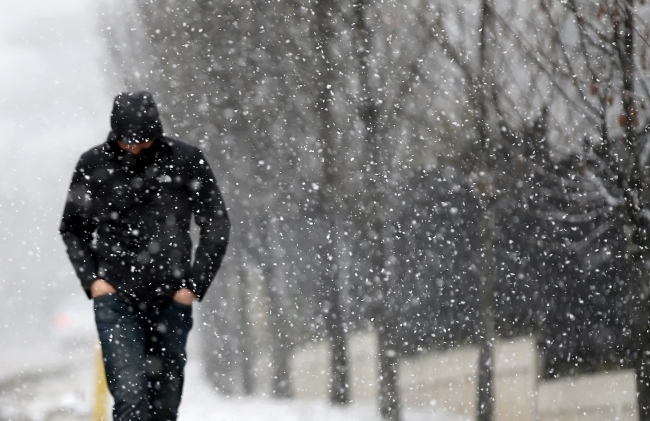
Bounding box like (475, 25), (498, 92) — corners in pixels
(2, 1), (650, 421)
(0, 0), (112, 354)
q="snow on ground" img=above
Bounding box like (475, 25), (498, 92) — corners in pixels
(180, 360), (466, 421)
(0, 345), (93, 421)
(0, 336), (464, 421)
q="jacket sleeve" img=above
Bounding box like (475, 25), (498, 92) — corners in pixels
(59, 158), (99, 299)
(187, 150), (230, 301)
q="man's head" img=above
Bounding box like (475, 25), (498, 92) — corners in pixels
(110, 91), (163, 145)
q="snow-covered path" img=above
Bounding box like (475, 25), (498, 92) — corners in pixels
(0, 345), (463, 421)
(180, 361), (465, 421)
(0, 334), (463, 421)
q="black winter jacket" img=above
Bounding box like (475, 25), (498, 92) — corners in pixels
(60, 135), (230, 304)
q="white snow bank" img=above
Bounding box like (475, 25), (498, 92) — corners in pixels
(180, 361), (466, 421)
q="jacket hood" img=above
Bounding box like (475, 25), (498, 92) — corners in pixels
(110, 91), (163, 144)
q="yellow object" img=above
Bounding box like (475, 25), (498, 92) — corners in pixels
(93, 346), (110, 421)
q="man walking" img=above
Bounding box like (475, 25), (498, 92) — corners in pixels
(60, 91), (230, 421)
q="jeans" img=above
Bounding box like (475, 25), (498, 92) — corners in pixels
(94, 294), (193, 421)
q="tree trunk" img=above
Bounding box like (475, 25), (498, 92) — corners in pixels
(353, 1), (401, 419)
(476, 209), (496, 421)
(237, 260), (254, 395)
(631, 242), (650, 421)
(262, 219), (292, 398)
(326, 265), (349, 404)
(263, 262), (292, 398)
(615, 2), (650, 418)
(377, 306), (400, 421)
(313, 0), (350, 404)
(475, 1), (495, 419)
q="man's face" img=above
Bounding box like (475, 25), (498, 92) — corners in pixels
(117, 140), (154, 155)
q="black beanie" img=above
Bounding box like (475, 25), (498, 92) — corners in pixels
(110, 91), (163, 144)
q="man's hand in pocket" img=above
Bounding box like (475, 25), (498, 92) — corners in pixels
(173, 288), (196, 305)
(91, 279), (116, 298)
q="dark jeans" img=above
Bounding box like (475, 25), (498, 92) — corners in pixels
(94, 294), (193, 421)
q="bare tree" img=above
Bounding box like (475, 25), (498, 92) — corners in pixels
(478, 1), (650, 418)
(426, 0), (650, 418)
(311, 0), (350, 404)
(351, 5), (396, 418)
(416, 1), (501, 418)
